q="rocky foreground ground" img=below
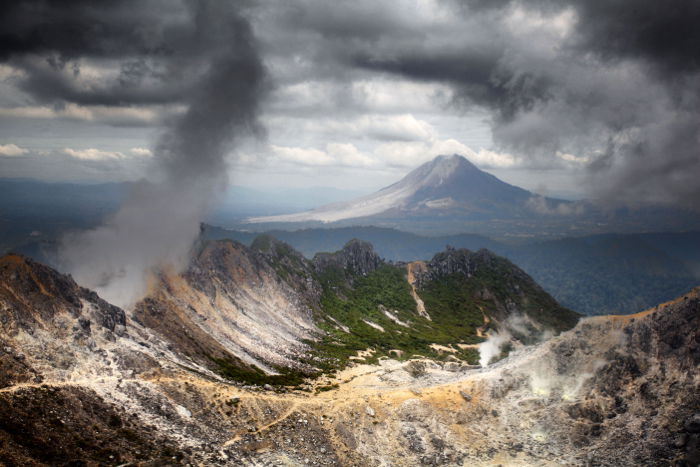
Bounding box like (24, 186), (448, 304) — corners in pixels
(0, 296), (698, 465)
(1, 251), (699, 465)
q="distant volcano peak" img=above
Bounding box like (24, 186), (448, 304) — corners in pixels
(401, 154), (480, 188)
(246, 154), (536, 225)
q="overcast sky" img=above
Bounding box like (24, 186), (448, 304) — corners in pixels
(1, 0), (699, 205)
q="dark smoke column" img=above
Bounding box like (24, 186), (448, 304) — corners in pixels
(61, 1), (266, 307)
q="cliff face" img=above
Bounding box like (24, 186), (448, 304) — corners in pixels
(134, 239), (321, 375)
(312, 239), (383, 280)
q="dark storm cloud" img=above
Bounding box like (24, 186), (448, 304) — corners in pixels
(335, 0), (700, 208)
(457, 0), (700, 75)
(0, 0), (153, 60)
(567, 0), (700, 76)
(354, 51), (553, 122)
(0, 0), (227, 109)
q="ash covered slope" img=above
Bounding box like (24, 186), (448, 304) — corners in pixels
(133, 238), (321, 382)
(247, 154), (557, 225)
(0, 255), (210, 465)
(302, 287), (700, 466)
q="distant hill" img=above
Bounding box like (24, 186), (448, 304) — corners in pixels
(0, 178), (127, 253)
(0, 177), (364, 254)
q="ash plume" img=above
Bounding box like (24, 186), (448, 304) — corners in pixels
(54, 1), (267, 306)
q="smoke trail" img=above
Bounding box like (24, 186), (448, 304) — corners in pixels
(59, 1), (266, 307)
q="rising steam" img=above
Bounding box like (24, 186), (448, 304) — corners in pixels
(59, 2), (266, 307)
(479, 314), (553, 366)
(479, 329), (511, 367)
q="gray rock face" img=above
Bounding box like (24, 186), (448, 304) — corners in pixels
(413, 247), (522, 289)
(313, 239), (382, 279)
(0, 254), (126, 337)
(135, 239), (321, 374)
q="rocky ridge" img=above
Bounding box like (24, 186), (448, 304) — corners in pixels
(129, 237), (575, 381)
(312, 239), (383, 280)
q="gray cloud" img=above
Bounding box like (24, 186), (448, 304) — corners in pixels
(0, 0), (221, 108)
(2, 0), (698, 211)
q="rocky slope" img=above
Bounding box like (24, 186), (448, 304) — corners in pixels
(1, 242), (697, 466)
(133, 239), (320, 380)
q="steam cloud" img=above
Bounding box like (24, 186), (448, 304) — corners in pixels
(479, 329), (511, 367)
(49, 2), (266, 306)
(479, 313), (552, 366)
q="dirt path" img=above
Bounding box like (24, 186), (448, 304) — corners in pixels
(223, 400), (301, 446)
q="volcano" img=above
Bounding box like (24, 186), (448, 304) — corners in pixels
(246, 154), (562, 226)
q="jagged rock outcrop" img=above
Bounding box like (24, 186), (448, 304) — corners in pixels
(0, 254), (125, 337)
(313, 239), (382, 279)
(0, 255), (129, 389)
(413, 247), (508, 286)
(250, 234), (321, 301)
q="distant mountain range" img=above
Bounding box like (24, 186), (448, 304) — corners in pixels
(0, 178), (362, 253)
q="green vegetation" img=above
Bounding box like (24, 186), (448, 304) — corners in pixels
(210, 237), (578, 385)
(305, 248), (579, 372)
(212, 357), (307, 387)
(307, 264), (487, 371)
(315, 383), (340, 393)
(418, 273), (493, 339)
(251, 234), (308, 282)
(426, 254), (579, 334)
